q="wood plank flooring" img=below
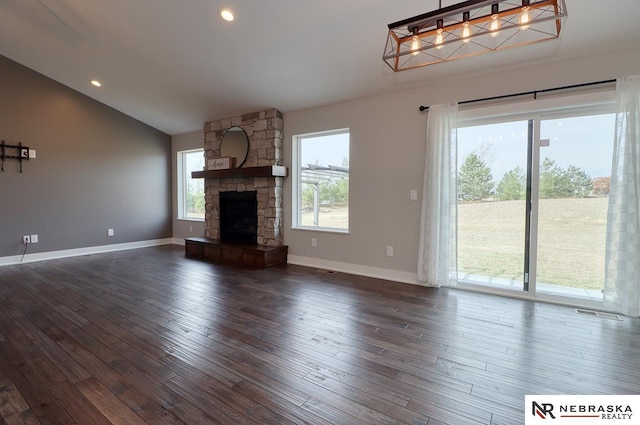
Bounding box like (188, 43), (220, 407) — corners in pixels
(0, 244), (638, 424)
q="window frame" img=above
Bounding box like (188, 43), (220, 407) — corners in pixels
(177, 148), (205, 222)
(292, 128), (350, 233)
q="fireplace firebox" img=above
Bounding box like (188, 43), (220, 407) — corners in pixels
(220, 191), (257, 244)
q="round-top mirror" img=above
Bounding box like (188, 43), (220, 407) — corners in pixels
(220, 126), (249, 168)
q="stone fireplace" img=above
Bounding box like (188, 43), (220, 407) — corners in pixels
(202, 108), (284, 247)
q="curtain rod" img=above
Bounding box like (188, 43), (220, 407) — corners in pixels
(418, 79), (617, 112)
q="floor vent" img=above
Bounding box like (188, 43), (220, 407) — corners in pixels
(316, 269), (337, 274)
(576, 309), (621, 320)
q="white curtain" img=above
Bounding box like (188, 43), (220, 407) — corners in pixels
(417, 103), (459, 287)
(604, 75), (640, 317)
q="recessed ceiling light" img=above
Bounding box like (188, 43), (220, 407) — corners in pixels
(219, 8), (234, 22)
(90, 80), (102, 87)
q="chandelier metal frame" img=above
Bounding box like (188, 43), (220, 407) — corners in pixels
(383, 0), (568, 72)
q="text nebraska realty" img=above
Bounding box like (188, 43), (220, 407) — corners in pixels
(559, 404), (632, 420)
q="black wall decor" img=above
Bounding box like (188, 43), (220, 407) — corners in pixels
(1, 140), (31, 173)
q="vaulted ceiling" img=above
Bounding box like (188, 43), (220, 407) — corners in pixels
(1, 0), (639, 135)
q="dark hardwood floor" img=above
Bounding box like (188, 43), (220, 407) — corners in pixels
(0, 245), (638, 424)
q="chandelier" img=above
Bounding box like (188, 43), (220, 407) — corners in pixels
(383, 0), (568, 72)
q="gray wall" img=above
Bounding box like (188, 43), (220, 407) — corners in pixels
(0, 55), (171, 258)
(283, 47), (640, 283)
(171, 130), (205, 241)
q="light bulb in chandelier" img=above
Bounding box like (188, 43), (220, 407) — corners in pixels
(519, 6), (531, 30)
(462, 23), (471, 43)
(411, 35), (420, 56)
(490, 4), (500, 38)
(435, 29), (444, 49)
(434, 19), (444, 50)
(461, 12), (471, 43)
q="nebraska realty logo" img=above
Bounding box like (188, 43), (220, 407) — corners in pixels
(525, 395), (640, 424)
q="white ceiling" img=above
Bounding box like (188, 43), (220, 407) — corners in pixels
(1, 0), (639, 135)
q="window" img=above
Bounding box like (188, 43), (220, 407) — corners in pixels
(293, 129), (349, 232)
(177, 149), (205, 220)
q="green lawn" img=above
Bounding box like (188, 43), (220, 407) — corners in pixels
(458, 197), (608, 290)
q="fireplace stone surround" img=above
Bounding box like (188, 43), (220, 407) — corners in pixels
(202, 109), (285, 247)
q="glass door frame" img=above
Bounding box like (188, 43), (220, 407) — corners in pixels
(455, 90), (616, 310)
(526, 116), (540, 297)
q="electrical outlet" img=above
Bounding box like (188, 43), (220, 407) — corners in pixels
(386, 246), (394, 257)
(30, 234), (38, 243)
(29, 149), (36, 158)
(410, 189), (418, 201)
(311, 238), (317, 247)
(108, 228), (114, 236)
(189, 225), (193, 233)
(23, 235), (30, 244)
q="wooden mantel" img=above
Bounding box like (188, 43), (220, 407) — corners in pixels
(192, 165), (287, 180)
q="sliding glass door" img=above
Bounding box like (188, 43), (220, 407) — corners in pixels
(456, 104), (616, 305)
(535, 113), (615, 300)
(457, 120), (529, 290)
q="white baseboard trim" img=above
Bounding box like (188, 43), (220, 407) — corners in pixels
(172, 238), (186, 246)
(0, 238), (175, 267)
(287, 256), (608, 312)
(287, 255), (426, 287)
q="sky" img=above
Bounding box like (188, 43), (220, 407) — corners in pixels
(300, 132), (349, 168)
(457, 113), (616, 181)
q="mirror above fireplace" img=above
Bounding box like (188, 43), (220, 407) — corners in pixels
(220, 126), (249, 168)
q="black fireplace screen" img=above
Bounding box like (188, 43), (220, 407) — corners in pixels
(219, 191), (258, 243)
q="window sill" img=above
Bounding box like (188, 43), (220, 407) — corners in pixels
(177, 217), (204, 222)
(292, 226), (349, 235)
